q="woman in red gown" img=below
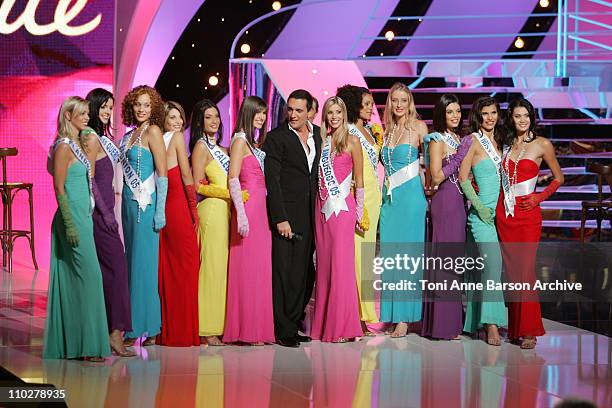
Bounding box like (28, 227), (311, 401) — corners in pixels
(496, 98), (564, 349)
(157, 101), (200, 346)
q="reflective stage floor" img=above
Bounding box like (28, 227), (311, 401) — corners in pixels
(0, 257), (610, 407)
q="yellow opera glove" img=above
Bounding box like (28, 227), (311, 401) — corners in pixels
(198, 184), (249, 202)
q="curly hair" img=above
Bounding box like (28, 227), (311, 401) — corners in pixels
(121, 85), (165, 129)
(336, 84), (370, 124)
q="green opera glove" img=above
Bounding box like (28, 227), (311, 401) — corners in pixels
(57, 193), (80, 247)
(460, 179), (494, 226)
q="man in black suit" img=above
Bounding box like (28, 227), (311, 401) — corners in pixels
(263, 89), (321, 348)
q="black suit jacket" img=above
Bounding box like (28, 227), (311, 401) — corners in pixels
(263, 123), (321, 233)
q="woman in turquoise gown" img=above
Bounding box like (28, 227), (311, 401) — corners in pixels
(120, 86), (168, 346)
(459, 97), (507, 345)
(44, 96), (110, 360)
(379, 83), (428, 337)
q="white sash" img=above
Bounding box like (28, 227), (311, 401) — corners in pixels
(98, 135), (120, 164)
(52, 137), (95, 212)
(319, 137), (352, 221)
(501, 146), (518, 217)
(119, 128), (155, 211)
(439, 132), (460, 151)
(200, 138), (229, 175)
(233, 132), (266, 174)
(162, 131), (174, 150)
(385, 159), (420, 200)
(513, 175), (538, 197)
(348, 124), (379, 183)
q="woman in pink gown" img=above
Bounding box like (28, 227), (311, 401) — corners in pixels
(311, 96), (367, 343)
(223, 96), (275, 345)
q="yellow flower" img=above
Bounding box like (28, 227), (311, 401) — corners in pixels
(370, 123), (384, 149)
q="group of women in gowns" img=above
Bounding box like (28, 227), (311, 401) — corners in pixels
(43, 80), (564, 360)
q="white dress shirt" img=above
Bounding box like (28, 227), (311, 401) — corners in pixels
(288, 121), (316, 171)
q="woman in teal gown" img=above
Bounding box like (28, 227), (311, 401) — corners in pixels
(459, 97), (507, 345)
(44, 96), (110, 360)
(120, 86), (168, 346)
(379, 83), (428, 337)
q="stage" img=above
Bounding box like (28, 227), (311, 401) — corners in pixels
(0, 253), (610, 407)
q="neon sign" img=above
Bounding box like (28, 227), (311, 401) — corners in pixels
(0, 0), (101, 36)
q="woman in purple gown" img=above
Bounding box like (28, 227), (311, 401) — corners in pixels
(422, 94), (470, 340)
(85, 88), (134, 357)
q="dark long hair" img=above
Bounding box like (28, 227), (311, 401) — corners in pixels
(468, 96), (505, 148)
(86, 88), (113, 137)
(233, 96), (268, 146)
(432, 94), (461, 134)
(336, 84), (371, 124)
(505, 98), (537, 146)
(189, 99), (223, 153)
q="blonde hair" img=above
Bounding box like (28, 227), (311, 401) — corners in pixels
(55, 96), (89, 142)
(320, 96), (349, 154)
(383, 82), (419, 135)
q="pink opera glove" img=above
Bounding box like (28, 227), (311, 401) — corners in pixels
(519, 179), (561, 211)
(229, 177), (249, 237)
(355, 187), (368, 232)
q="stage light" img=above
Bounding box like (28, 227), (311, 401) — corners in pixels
(380, 52), (384, 56)
(197, 18), (200, 22)
(323, 90), (329, 96)
(205, 86), (208, 90)
(539, 0), (550, 7)
(119, 28), (122, 32)
(272, 1), (282, 11)
(418, 18), (423, 22)
(514, 37), (525, 49)
(198, 64), (202, 68)
(241, 43), (251, 54)
(191, 43), (195, 48)
(261, 53), (265, 57)
(221, 17), (225, 22)
(176, 84), (180, 88)
(171, 56), (175, 60)
(209, 76), (219, 86)
(312, 69), (317, 74)
(246, 31), (249, 34)
(385, 31), (395, 41)
(362, 54), (366, 58)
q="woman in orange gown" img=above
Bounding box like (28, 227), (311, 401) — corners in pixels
(496, 98), (563, 349)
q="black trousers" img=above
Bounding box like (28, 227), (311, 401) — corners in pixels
(271, 225), (315, 341)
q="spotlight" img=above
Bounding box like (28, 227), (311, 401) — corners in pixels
(272, 1), (281, 11)
(208, 76), (219, 86)
(240, 43), (251, 54)
(176, 84), (180, 88)
(539, 0), (550, 7)
(312, 69), (317, 74)
(385, 30), (395, 41)
(514, 37), (525, 49)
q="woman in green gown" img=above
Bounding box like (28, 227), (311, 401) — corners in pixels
(44, 96), (110, 361)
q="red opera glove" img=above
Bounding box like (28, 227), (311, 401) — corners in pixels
(184, 184), (200, 226)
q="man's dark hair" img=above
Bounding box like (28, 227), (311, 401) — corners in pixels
(287, 89), (313, 111)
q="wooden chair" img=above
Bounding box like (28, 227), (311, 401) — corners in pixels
(0, 148), (38, 273)
(580, 162), (612, 242)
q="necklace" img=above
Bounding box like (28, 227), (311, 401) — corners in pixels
(383, 123), (412, 174)
(444, 131), (462, 194)
(129, 123), (148, 223)
(503, 133), (529, 187)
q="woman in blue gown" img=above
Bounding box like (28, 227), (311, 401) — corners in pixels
(379, 83), (428, 338)
(120, 86), (168, 346)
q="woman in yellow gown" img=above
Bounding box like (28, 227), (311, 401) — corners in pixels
(337, 85), (382, 332)
(190, 99), (246, 346)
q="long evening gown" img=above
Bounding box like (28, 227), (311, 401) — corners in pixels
(496, 158), (545, 340)
(44, 161), (111, 359)
(353, 127), (381, 324)
(122, 146), (161, 340)
(157, 132), (200, 346)
(311, 152), (363, 342)
(379, 144), (426, 323)
(464, 158), (508, 333)
(223, 154), (275, 343)
(197, 159), (230, 337)
(421, 151), (465, 340)
(92, 154), (132, 333)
